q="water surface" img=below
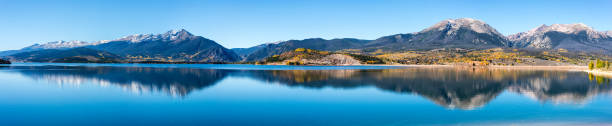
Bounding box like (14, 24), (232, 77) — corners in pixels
(0, 64), (611, 125)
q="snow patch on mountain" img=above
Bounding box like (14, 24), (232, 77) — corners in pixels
(23, 40), (91, 50)
(17, 29), (195, 51)
(518, 23), (599, 36)
(421, 18), (504, 36)
(113, 29), (194, 43)
(508, 23), (612, 49)
(262, 40), (285, 45)
(509, 23), (610, 41)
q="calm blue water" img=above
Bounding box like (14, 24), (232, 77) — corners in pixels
(0, 63), (611, 126)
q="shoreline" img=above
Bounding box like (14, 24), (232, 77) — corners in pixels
(585, 69), (612, 78)
(486, 65), (587, 71)
(363, 64), (588, 70)
(4, 62), (601, 72)
(8, 63), (612, 76)
(7, 62), (588, 68)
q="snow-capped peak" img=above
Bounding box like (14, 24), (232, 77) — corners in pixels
(509, 23), (610, 41)
(264, 40), (284, 45)
(93, 40), (112, 45)
(23, 40), (91, 50)
(527, 23), (594, 35)
(114, 29), (194, 43)
(168, 29), (186, 35)
(421, 18), (503, 36)
(508, 23), (611, 49)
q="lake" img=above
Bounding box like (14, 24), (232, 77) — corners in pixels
(0, 63), (611, 126)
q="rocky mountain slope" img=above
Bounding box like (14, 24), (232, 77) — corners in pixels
(365, 18), (510, 50)
(508, 24), (612, 53)
(87, 29), (240, 62)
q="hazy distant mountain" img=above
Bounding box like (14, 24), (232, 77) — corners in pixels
(22, 40), (91, 50)
(0, 50), (24, 57)
(5, 47), (122, 63)
(365, 18), (510, 50)
(86, 29), (240, 62)
(0, 36), (115, 57)
(241, 38), (370, 61)
(0, 40), (95, 56)
(231, 44), (268, 58)
(508, 24), (612, 53)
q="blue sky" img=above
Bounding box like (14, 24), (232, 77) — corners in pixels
(1, 0), (611, 50)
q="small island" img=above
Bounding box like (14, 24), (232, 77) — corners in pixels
(0, 59), (10, 64)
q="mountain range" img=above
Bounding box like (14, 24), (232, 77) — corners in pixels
(2, 29), (240, 62)
(86, 29), (240, 62)
(508, 24), (612, 51)
(234, 18), (612, 61)
(1, 18), (611, 63)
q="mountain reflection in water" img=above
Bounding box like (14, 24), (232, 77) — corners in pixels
(5, 65), (611, 110)
(7, 66), (229, 96)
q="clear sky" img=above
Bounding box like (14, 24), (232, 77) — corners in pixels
(1, 0), (611, 51)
